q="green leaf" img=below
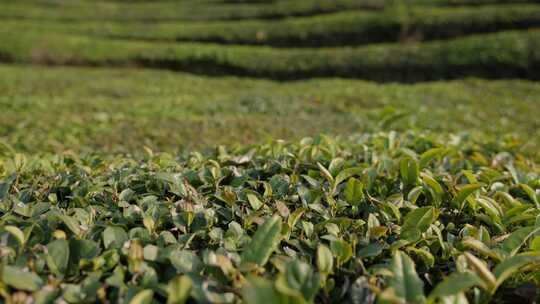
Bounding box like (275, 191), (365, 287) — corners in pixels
(463, 253), (496, 291)
(1, 265), (44, 291)
(421, 173), (444, 203)
(384, 251), (426, 304)
(401, 207), (437, 242)
(475, 197), (502, 221)
(429, 272), (482, 299)
(419, 148), (446, 168)
(440, 293), (470, 304)
(242, 276), (284, 304)
(400, 157), (419, 186)
(500, 227), (540, 257)
(331, 239), (353, 265)
(0, 174), (15, 201)
(129, 289), (154, 304)
(170, 250), (202, 274)
(70, 239), (99, 262)
(143, 245), (159, 261)
(103, 226), (128, 249)
(519, 183), (539, 208)
(241, 215), (283, 266)
(46, 239), (70, 276)
(334, 167), (363, 191)
(407, 247), (435, 268)
(317, 162), (334, 184)
(493, 255), (540, 288)
(454, 184), (482, 207)
(58, 213), (82, 237)
(275, 260), (320, 302)
(461, 238), (502, 261)
(246, 193), (264, 211)
(344, 177), (364, 206)
(317, 244), (333, 274)
(530, 236), (540, 251)
(358, 243), (384, 258)
(4, 225), (25, 248)
(33, 287), (60, 304)
(167, 275), (192, 304)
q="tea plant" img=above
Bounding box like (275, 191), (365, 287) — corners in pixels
(0, 132), (538, 303)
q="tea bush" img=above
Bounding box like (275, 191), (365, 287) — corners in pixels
(0, 132), (539, 303)
(0, 0), (382, 22)
(0, 29), (539, 81)
(33, 4), (537, 47)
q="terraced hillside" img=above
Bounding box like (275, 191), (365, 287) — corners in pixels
(0, 0), (539, 303)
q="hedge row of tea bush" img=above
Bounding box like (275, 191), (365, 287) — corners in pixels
(32, 4), (539, 47)
(0, 29), (538, 81)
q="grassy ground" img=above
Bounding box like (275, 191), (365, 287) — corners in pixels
(1, 64), (538, 158)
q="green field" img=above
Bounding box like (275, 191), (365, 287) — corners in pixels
(1, 64), (539, 158)
(0, 0), (539, 303)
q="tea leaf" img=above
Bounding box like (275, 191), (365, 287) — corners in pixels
(383, 251), (426, 304)
(241, 215), (282, 266)
(429, 272), (483, 299)
(317, 244), (333, 275)
(1, 265), (43, 291)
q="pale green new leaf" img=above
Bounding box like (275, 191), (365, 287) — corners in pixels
(246, 193), (264, 211)
(167, 275), (192, 304)
(4, 225), (25, 248)
(317, 244), (333, 275)
(129, 289), (154, 304)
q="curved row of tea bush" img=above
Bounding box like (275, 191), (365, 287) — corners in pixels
(32, 4), (539, 47)
(0, 29), (539, 81)
(0, 132), (539, 303)
(413, 0), (540, 5)
(0, 0), (383, 22)
(3, 0), (540, 22)
(138, 4), (540, 47)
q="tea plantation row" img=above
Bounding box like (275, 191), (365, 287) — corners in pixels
(16, 4), (537, 47)
(1, 0), (537, 22)
(1, 29), (539, 81)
